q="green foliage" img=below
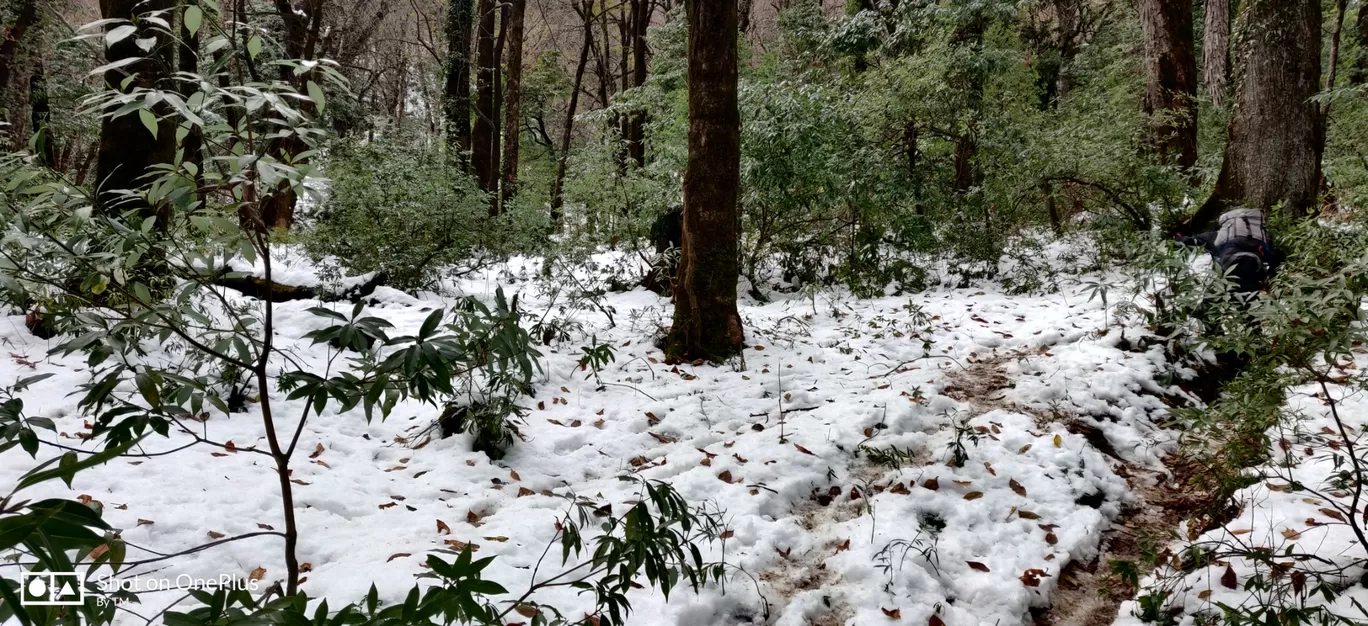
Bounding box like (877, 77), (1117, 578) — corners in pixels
(1125, 218), (1368, 626)
(303, 137), (512, 291)
(292, 288), (540, 457)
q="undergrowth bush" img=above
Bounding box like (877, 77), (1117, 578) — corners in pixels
(304, 136), (540, 291)
(1114, 217), (1368, 625)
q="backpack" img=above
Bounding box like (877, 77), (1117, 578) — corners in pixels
(1214, 208), (1269, 247)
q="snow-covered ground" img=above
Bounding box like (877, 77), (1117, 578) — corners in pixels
(1116, 358), (1368, 626)
(1, 249), (1195, 625)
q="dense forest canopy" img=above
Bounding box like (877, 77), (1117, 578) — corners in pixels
(2, 0), (1368, 623)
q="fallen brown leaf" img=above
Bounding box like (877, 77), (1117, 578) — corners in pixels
(1009, 478), (1026, 496)
(1221, 564), (1237, 589)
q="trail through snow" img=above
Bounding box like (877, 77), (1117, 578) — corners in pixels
(0, 252), (1193, 625)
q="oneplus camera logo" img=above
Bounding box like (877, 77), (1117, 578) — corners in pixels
(20, 572), (84, 606)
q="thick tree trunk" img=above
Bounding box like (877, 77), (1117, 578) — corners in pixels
(443, 0), (473, 166)
(1140, 0), (1198, 169)
(0, 0), (37, 128)
(665, 0), (743, 361)
(499, 0), (525, 209)
(259, 0), (323, 231)
(549, 2), (593, 227)
(1202, 0), (1229, 106)
(1191, 0), (1321, 227)
(472, 0), (499, 201)
(95, 0), (176, 215)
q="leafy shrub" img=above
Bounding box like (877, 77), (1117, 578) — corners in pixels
(303, 137), (500, 291)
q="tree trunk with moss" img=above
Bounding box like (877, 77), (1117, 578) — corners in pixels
(665, 0), (743, 361)
(1140, 0), (1198, 168)
(0, 0), (38, 132)
(1189, 0), (1320, 228)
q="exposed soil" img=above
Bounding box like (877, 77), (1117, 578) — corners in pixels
(946, 351), (1216, 626)
(756, 489), (859, 626)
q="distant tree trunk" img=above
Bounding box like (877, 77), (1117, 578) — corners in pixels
(95, 0), (176, 216)
(903, 120), (917, 176)
(1140, 0), (1198, 169)
(738, 0), (752, 33)
(0, 0), (37, 127)
(1354, 0), (1368, 83)
(904, 119), (924, 214)
(259, 0), (324, 231)
(1190, 0), (1321, 227)
(179, 1), (203, 185)
(444, 0), (473, 165)
(549, 2), (593, 227)
(952, 132), (976, 192)
(1325, 0), (1347, 106)
(472, 0), (499, 201)
(597, 0), (613, 108)
(623, 0), (650, 166)
(499, 0), (525, 209)
(1042, 180), (1061, 233)
(665, 0), (743, 360)
(1202, 0), (1230, 106)
(1052, 0), (1081, 101)
(28, 63), (52, 166)
(951, 14), (986, 193)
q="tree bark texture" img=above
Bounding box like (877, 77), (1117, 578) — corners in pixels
(499, 0), (524, 209)
(1140, 0), (1198, 168)
(624, 0), (650, 166)
(472, 0), (500, 200)
(0, 0), (37, 127)
(1193, 0), (1321, 226)
(444, 0), (473, 166)
(1202, 0), (1229, 106)
(666, 0), (744, 361)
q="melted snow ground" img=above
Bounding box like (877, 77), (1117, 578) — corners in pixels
(0, 252), (1187, 625)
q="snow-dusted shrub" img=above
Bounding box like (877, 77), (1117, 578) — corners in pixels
(302, 137), (523, 291)
(292, 290), (542, 459)
(0, 16), (543, 620)
(1121, 221), (1368, 626)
